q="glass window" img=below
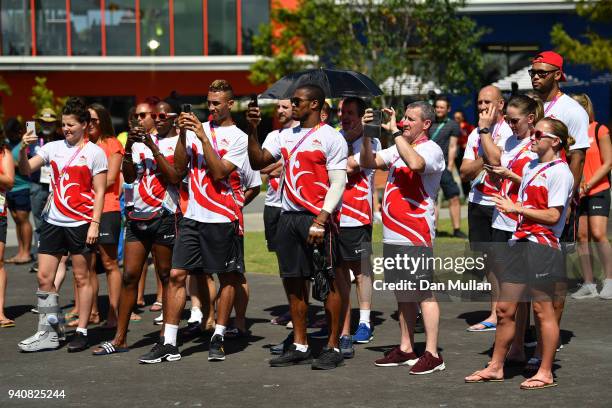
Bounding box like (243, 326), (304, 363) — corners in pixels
(36, 0), (67, 55)
(208, 0), (236, 55)
(242, 0), (269, 55)
(1, 0), (31, 55)
(140, 0), (169, 55)
(71, 0), (102, 55)
(174, 0), (203, 55)
(106, 0), (136, 55)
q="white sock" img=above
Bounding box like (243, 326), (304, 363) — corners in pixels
(359, 309), (371, 327)
(333, 347), (340, 353)
(76, 327), (87, 336)
(164, 324), (179, 346)
(188, 307), (203, 323)
(213, 324), (226, 338)
(294, 343), (308, 352)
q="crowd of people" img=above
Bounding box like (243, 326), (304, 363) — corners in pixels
(0, 50), (610, 390)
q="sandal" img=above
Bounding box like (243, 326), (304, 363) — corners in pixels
(5, 256), (32, 264)
(92, 342), (130, 356)
(467, 321), (497, 332)
(130, 312), (142, 322)
(149, 301), (163, 312)
(0, 319), (15, 328)
(89, 312), (101, 325)
(520, 377), (558, 390)
(65, 311), (79, 320)
(465, 370), (504, 383)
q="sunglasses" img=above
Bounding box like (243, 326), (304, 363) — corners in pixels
(528, 69), (558, 79)
(504, 116), (523, 125)
(136, 112), (151, 119)
(290, 97), (312, 106)
(151, 112), (176, 121)
(532, 130), (560, 141)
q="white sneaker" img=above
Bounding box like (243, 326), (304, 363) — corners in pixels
(153, 312), (164, 325)
(571, 283), (598, 299)
(599, 279), (612, 300)
(187, 307), (203, 324)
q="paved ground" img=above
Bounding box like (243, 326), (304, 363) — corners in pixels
(1, 252), (611, 408)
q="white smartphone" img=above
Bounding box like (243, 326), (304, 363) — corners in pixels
(26, 121), (36, 136)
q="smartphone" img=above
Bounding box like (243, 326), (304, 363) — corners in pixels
(26, 121), (36, 136)
(181, 103), (192, 114)
(249, 94), (258, 108)
(364, 110), (382, 139)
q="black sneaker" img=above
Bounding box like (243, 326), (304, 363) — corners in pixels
(208, 334), (225, 361)
(270, 344), (312, 367)
(67, 332), (89, 353)
(415, 313), (425, 334)
(270, 332), (294, 355)
(139, 341), (181, 364)
(312, 346), (344, 370)
(29, 262), (38, 274)
(453, 229), (468, 239)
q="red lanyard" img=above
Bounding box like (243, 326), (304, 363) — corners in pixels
(544, 91), (563, 116)
(285, 122), (324, 161)
(207, 122), (221, 158)
(506, 138), (531, 170)
(56, 139), (87, 183)
(521, 159), (563, 198)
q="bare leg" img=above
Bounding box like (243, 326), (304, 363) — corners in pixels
(100, 244), (121, 327)
(397, 301), (418, 353)
(324, 278), (342, 349)
(71, 253), (94, 330)
(420, 294), (440, 356)
(151, 243), (172, 337)
(283, 277), (309, 345)
(0, 242), (11, 322)
(232, 274), (249, 332)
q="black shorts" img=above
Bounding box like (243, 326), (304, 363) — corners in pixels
(7, 189), (31, 212)
(172, 218), (243, 275)
(579, 189), (610, 217)
(275, 212), (338, 279)
(468, 202), (494, 252)
(490, 228), (513, 267)
(501, 240), (566, 286)
(125, 212), (180, 246)
(98, 211), (122, 245)
(38, 221), (92, 256)
(439, 168), (460, 200)
(0, 216), (7, 243)
(383, 244), (434, 301)
(338, 225), (372, 262)
(263, 205), (281, 252)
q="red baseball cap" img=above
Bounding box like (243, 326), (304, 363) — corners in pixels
(532, 51), (566, 81)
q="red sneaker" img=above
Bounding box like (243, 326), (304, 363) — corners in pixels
(409, 351), (445, 375)
(374, 346), (419, 367)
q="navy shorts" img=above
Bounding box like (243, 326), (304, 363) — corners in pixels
(7, 189), (31, 212)
(440, 169), (460, 200)
(0, 216), (7, 243)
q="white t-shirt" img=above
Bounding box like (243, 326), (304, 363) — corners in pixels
(378, 140), (444, 245)
(131, 135), (181, 214)
(492, 135), (538, 232)
(263, 128), (291, 208)
(544, 93), (589, 150)
(184, 122), (247, 223)
(511, 159), (574, 249)
(230, 159), (262, 234)
(262, 123), (348, 215)
(463, 120), (513, 206)
(37, 140), (107, 227)
(340, 135), (381, 227)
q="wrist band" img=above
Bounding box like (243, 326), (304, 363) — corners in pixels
(91, 220), (100, 225)
(312, 219), (325, 227)
(309, 225), (325, 233)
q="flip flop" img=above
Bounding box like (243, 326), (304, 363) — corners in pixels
(467, 321), (497, 332)
(149, 301), (163, 312)
(465, 370), (504, 383)
(520, 378), (558, 390)
(92, 342), (130, 356)
(0, 319), (15, 328)
(130, 313), (142, 322)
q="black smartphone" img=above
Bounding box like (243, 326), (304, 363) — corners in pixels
(249, 94), (258, 108)
(364, 109), (382, 138)
(181, 103), (192, 113)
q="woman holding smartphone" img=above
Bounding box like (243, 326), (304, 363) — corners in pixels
(17, 97), (108, 353)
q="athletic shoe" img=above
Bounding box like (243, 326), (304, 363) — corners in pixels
(208, 334), (225, 361)
(599, 279), (612, 300)
(269, 344), (312, 367)
(339, 335), (354, 359)
(286, 320), (294, 329)
(453, 229), (468, 239)
(409, 351), (445, 375)
(415, 313), (425, 333)
(270, 332), (294, 355)
(374, 346), (418, 367)
(153, 312), (163, 325)
(311, 346), (344, 370)
(352, 323), (373, 343)
(571, 283), (598, 299)
(67, 332), (89, 353)
(29, 262), (38, 274)
(139, 341), (181, 364)
(187, 307), (203, 325)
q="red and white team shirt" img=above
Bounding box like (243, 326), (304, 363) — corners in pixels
(378, 140), (444, 246)
(229, 158), (262, 235)
(511, 159), (573, 249)
(544, 93), (589, 150)
(263, 129), (287, 208)
(492, 135), (537, 231)
(184, 122), (247, 223)
(340, 135), (381, 227)
(37, 140), (107, 227)
(131, 135), (180, 214)
(464, 120), (513, 206)
(262, 124), (347, 215)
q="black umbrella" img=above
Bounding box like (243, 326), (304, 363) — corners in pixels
(260, 68), (383, 99)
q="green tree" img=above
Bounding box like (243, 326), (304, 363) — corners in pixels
(551, 0), (612, 71)
(30, 76), (67, 115)
(250, 0), (486, 104)
(0, 75), (12, 126)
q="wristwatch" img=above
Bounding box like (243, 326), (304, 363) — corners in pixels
(392, 130), (403, 138)
(478, 128), (490, 134)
